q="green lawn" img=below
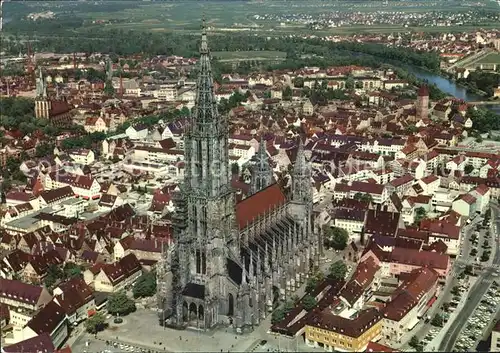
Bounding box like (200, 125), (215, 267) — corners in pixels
(212, 51), (286, 59)
(475, 52), (500, 65)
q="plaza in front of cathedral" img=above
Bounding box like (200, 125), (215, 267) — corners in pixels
(71, 307), (319, 353)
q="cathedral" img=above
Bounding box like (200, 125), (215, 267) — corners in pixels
(156, 22), (318, 332)
(34, 68), (73, 124)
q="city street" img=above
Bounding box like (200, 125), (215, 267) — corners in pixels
(397, 215), (482, 350)
(439, 204), (500, 352)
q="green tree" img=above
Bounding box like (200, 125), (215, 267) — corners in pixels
(85, 312), (108, 334)
(353, 192), (373, 203)
(414, 207), (427, 224)
(451, 286), (460, 296)
(293, 77), (304, 88)
(35, 143), (55, 158)
(406, 124), (418, 134)
(44, 264), (64, 288)
(464, 164), (474, 175)
(284, 300), (295, 314)
(283, 86), (292, 100)
(305, 270), (325, 292)
(271, 308), (285, 324)
(345, 75), (355, 90)
(63, 262), (84, 279)
(431, 313), (444, 327)
(324, 226), (349, 250)
(328, 260), (348, 281)
(302, 294), (317, 311)
(133, 271), (157, 299)
(107, 291), (136, 316)
(104, 80), (115, 96)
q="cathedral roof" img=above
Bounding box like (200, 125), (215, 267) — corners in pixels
(235, 183), (286, 229)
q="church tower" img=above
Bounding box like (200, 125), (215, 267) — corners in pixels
(291, 138), (312, 205)
(165, 18), (239, 329)
(34, 67), (50, 119)
(416, 85), (429, 121)
(250, 138), (274, 195)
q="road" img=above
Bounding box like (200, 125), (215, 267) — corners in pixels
(399, 215), (480, 349)
(439, 204), (500, 352)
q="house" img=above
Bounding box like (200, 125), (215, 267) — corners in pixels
(68, 149), (95, 165)
(334, 181), (388, 204)
(20, 301), (68, 348)
(381, 267), (439, 343)
(419, 219), (461, 256)
(361, 242), (451, 278)
(432, 104), (451, 119)
(98, 193), (124, 211)
(387, 174), (414, 197)
(332, 209), (366, 243)
(53, 277), (95, 324)
(0, 278), (52, 313)
(491, 321), (500, 353)
(303, 99), (314, 115)
(470, 184), (490, 214)
(38, 186), (75, 208)
(452, 193), (477, 217)
(365, 341), (399, 352)
(446, 155), (467, 173)
(417, 175), (440, 196)
(364, 208), (400, 238)
(2, 332), (55, 353)
(305, 308), (382, 352)
(125, 124), (148, 140)
(84, 116), (110, 134)
(92, 253), (142, 292)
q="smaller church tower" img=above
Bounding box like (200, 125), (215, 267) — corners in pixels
(416, 85), (429, 121)
(291, 138), (312, 204)
(250, 138), (274, 195)
(34, 67), (50, 119)
(104, 58), (115, 96)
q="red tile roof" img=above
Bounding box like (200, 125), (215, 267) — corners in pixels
(0, 278), (44, 305)
(3, 333), (55, 353)
(27, 301), (66, 335)
(366, 341), (399, 352)
(391, 247), (449, 270)
(236, 183), (286, 229)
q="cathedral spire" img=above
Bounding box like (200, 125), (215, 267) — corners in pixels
(200, 15), (208, 54)
(184, 18), (230, 197)
(250, 137), (274, 195)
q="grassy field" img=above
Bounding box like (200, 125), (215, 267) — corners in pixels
(5, 0), (499, 36)
(212, 50), (287, 62)
(475, 52), (500, 64)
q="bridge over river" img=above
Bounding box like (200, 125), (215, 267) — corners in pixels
(468, 101), (500, 106)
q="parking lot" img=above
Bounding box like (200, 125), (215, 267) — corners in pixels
(453, 281), (500, 352)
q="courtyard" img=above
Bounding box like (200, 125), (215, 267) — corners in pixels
(71, 306), (324, 353)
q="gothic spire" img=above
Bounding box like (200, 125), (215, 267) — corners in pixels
(183, 19), (231, 196)
(250, 137), (274, 194)
(200, 15), (208, 54)
(191, 17), (222, 129)
(35, 67), (46, 98)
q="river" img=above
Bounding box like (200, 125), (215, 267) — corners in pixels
(405, 66), (500, 115)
